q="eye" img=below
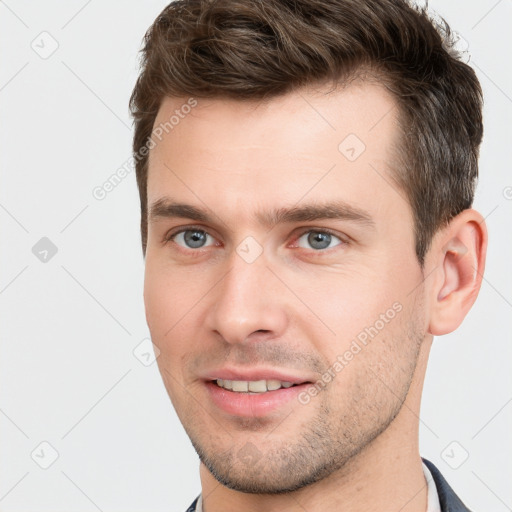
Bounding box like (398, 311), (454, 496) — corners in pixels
(167, 228), (216, 249)
(295, 230), (344, 251)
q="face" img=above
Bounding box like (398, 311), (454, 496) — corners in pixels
(144, 82), (428, 493)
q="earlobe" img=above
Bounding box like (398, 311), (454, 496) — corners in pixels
(428, 209), (488, 336)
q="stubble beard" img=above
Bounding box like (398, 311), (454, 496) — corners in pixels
(185, 337), (423, 494)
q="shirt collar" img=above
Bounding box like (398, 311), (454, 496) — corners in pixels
(423, 460), (442, 512)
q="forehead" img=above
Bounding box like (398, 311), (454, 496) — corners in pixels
(151, 81), (398, 156)
(146, 82), (406, 228)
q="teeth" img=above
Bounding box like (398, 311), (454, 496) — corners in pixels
(232, 380), (249, 392)
(215, 379), (297, 392)
(248, 380), (267, 392)
(266, 379), (282, 391)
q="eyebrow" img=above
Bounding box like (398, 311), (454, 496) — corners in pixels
(148, 197), (375, 229)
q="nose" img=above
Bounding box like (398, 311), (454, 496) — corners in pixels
(204, 248), (289, 345)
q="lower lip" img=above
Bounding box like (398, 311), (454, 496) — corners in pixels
(205, 381), (310, 417)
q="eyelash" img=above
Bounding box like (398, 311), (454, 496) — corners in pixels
(162, 225), (348, 255)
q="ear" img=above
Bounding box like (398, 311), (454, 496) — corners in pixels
(427, 209), (488, 336)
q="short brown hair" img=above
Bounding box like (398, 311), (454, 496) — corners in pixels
(129, 0), (483, 265)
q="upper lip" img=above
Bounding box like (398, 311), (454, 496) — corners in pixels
(202, 367), (316, 384)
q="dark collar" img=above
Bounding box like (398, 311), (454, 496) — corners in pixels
(185, 494), (200, 512)
(422, 458), (473, 512)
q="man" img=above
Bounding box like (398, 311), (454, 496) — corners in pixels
(129, 0), (487, 510)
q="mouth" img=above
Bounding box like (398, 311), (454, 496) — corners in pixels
(204, 377), (313, 417)
(212, 378), (302, 393)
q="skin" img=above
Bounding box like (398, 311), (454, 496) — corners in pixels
(143, 81), (487, 512)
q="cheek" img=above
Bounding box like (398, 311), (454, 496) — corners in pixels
(143, 265), (172, 335)
(323, 294), (423, 414)
(144, 271), (187, 394)
(143, 259), (212, 372)
(293, 260), (419, 364)
(143, 254), (202, 333)
(290, 268), (390, 340)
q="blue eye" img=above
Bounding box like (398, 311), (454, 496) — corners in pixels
(296, 230), (343, 250)
(165, 227), (345, 253)
(171, 229), (215, 249)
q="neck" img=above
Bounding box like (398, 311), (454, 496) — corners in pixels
(199, 339), (432, 512)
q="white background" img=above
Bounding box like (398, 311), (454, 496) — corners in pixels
(1, 0), (511, 510)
